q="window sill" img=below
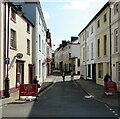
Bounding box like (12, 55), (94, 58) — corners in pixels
(10, 47), (17, 51)
(26, 31), (30, 34)
(11, 18), (16, 23)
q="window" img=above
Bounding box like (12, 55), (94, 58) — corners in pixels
(98, 63), (103, 78)
(91, 26), (93, 34)
(27, 39), (30, 55)
(39, 35), (41, 51)
(11, 8), (16, 21)
(114, 2), (118, 14)
(87, 46), (89, 61)
(114, 28), (118, 53)
(83, 34), (84, 41)
(104, 35), (107, 56)
(78, 59), (80, 67)
(10, 29), (16, 49)
(97, 20), (100, 28)
(88, 64), (91, 77)
(39, 15), (41, 25)
(39, 60), (41, 77)
(69, 53), (71, 59)
(83, 47), (85, 62)
(118, 62), (120, 82)
(27, 23), (30, 33)
(98, 39), (100, 57)
(91, 42), (93, 59)
(103, 13), (107, 22)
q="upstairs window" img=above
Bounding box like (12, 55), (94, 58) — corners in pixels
(103, 13), (107, 22)
(91, 26), (93, 34)
(10, 29), (16, 49)
(114, 28), (119, 53)
(98, 39), (100, 57)
(11, 8), (16, 22)
(27, 39), (30, 55)
(27, 23), (30, 33)
(104, 35), (107, 56)
(97, 20), (100, 28)
(114, 2), (118, 14)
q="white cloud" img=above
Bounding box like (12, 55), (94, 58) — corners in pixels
(43, 10), (50, 20)
(63, 1), (89, 10)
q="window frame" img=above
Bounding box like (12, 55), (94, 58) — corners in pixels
(10, 29), (16, 50)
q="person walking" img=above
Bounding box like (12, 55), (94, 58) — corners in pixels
(104, 73), (111, 83)
(62, 71), (65, 81)
(104, 73), (113, 95)
(71, 71), (74, 81)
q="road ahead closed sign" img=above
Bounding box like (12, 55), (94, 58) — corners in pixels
(20, 84), (37, 96)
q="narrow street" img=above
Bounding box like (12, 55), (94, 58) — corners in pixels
(2, 74), (119, 118)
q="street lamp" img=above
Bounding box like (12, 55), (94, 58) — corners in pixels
(4, 3), (24, 98)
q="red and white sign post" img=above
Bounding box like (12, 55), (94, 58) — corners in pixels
(19, 84), (37, 100)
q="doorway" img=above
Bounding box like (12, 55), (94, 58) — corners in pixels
(16, 60), (24, 87)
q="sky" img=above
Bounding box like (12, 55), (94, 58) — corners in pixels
(40, 0), (109, 50)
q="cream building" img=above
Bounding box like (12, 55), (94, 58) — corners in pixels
(0, 3), (34, 97)
(111, 2), (120, 91)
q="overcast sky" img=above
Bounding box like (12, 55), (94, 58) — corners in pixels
(40, 0), (108, 50)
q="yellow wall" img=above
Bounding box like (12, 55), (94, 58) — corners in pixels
(95, 6), (110, 85)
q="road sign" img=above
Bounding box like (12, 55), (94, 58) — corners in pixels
(5, 58), (10, 64)
(20, 84), (37, 96)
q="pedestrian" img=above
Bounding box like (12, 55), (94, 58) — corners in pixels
(104, 73), (113, 95)
(71, 71), (74, 81)
(104, 73), (111, 83)
(33, 76), (40, 96)
(62, 71), (65, 81)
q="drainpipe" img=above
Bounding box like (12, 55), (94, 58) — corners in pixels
(3, 3), (7, 97)
(109, 4), (112, 78)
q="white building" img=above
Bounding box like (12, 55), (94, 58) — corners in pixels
(18, 2), (48, 85)
(111, 2), (120, 91)
(86, 21), (96, 82)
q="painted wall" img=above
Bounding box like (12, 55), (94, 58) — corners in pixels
(95, 6), (110, 85)
(8, 5), (33, 90)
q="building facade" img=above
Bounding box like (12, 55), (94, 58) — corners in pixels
(0, 3), (34, 97)
(111, 2), (120, 91)
(19, 2), (48, 85)
(95, 2), (110, 86)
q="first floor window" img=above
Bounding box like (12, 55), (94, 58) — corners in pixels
(98, 63), (103, 78)
(27, 39), (30, 55)
(114, 28), (118, 53)
(10, 29), (16, 49)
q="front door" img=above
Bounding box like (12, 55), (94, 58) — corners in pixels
(92, 64), (96, 83)
(16, 60), (24, 87)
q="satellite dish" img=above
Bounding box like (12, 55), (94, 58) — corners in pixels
(16, 53), (23, 59)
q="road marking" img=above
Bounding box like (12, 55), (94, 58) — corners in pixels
(109, 108), (113, 111)
(112, 111), (115, 113)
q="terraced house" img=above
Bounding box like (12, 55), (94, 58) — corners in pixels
(0, 3), (34, 97)
(111, 2), (120, 91)
(95, 2), (110, 86)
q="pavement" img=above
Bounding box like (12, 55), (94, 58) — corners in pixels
(0, 75), (56, 106)
(0, 73), (120, 107)
(74, 77), (120, 107)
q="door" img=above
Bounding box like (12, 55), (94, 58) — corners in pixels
(16, 60), (24, 87)
(92, 64), (96, 83)
(28, 64), (34, 84)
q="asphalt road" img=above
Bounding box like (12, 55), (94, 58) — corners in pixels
(2, 76), (119, 118)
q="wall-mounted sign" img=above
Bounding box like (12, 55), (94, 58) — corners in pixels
(5, 58), (10, 64)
